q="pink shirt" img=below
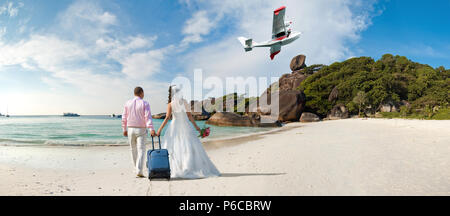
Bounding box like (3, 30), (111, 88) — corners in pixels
(122, 97), (155, 132)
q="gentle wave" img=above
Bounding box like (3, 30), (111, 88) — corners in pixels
(77, 133), (100, 137)
(0, 138), (47, 145)
(0, 138), (128, 147)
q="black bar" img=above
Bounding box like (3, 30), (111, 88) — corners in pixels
(0, 196), (447, 215)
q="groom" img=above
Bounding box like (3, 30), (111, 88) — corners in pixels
(122, 87), (156, 178)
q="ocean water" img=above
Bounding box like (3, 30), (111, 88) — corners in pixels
(0, 116), (274, 147)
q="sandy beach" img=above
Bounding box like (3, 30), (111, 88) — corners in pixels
(0, 118), (449, 196)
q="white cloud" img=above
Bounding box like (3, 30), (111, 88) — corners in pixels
(179, 0), (379, 96)
(0, 1), (23, 17)
(0, 35), (88, 71)
(182, 11), (216, 45)
(95, 35), (157, 62)
(0, 0), (171, 114)
(60, 0), (117, 26)
(56, 0), (119, 43)
(121, 48), (167, 79)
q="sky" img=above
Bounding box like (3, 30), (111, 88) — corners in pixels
(0, 0), (449, 115)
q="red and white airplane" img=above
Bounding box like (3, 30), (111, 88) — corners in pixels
(238, 6), (301, 60)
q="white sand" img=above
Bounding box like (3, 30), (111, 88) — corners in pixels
(0, 118), (449, 195)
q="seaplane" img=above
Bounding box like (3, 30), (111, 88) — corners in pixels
(238, 6), (301, 60)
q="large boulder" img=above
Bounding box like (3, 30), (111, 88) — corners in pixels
(378, 101), (399, 112)
(327, 104), (349, 120)
(278, 90), (306, 121)
(278, 70), (308, 92)
(257, 90), (306, 122)
(262, 55), (310, 96)
(192, 112), (210, 121)
(206, 112), (280, 127)
(206, 112), (254, 127)
(300, 112), (320, 122)
(328, 86), (339, 102)
(290, 54), (307, 71)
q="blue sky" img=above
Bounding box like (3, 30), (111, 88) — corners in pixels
(0, 0), (449, 115)
(354, 0), (450, 66)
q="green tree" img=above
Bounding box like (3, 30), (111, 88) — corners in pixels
(353, 91), (367, 117)
(298, 54), (449, 119)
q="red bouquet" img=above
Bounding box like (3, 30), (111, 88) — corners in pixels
(198, 127), (210, 138)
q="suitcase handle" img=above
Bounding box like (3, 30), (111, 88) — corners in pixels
(151, 136), (161, 150)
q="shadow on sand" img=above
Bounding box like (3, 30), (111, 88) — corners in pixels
(220, 172), (286, 177)
(164, 172), (286, 181)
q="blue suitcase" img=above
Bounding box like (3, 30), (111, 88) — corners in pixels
(147, 136), (171, 180)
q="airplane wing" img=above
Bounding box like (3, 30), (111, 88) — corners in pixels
(253, 40), (276, 48)
(272, 6), (286, 39)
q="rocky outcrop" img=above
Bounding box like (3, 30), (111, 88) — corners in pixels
(206, 112), (280, 127)
(300, 112), (320, 122)
(248, 54), (310, 123)
(257, 90), (306, 122)
(327, 104), (349, 120)
(206, 112), (253, 127)
(378, 101), (399, 112)
(263, 53), (310, 93)
(191, 111), (211, 120)
(152, 113), (166, 119)
(290, 54), (307, 71)
(328, 86), (339, 102)
(266, 54), (309, 94)
(190, 113), (208, 120)
(278, 70), (308, 92)
(204, 54), (312, 124)
(278, 90), (306, 121)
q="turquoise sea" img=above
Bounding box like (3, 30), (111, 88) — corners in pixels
(0, 116), (274, 146)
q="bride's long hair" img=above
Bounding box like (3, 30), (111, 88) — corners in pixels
(168, 86), (172, 104)
(168, 85), (180, 104)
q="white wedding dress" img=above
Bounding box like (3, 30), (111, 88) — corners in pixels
(161, 93), (220, 179)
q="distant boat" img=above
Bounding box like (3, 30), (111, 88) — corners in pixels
(111, 114), (122, 118)
(63, 113), (80, 117)
(5, 106), (9, 117)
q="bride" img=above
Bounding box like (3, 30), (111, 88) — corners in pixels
(156, 85), (220, 179)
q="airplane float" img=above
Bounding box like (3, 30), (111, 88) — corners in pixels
(238, 6), (301, 60)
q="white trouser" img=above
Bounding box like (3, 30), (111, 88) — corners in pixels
(127, 127), (147, 175)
